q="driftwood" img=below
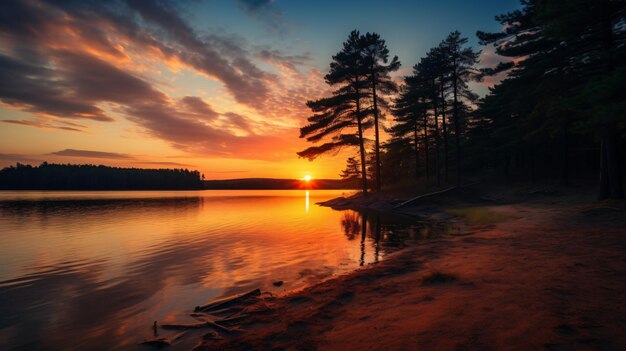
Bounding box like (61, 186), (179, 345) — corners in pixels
(215, 314), (249, 326)
(161, 322), (210, 330)
(144, 289), (262, 346)
(161, 320), (236, 334)
(204, 306), (244, 317)
(194, 288), (261, 312)
(394, 186), (457, 209)
(205, 320), (237, 334)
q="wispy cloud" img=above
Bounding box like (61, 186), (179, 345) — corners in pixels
(0, 0), (327, 160)
(2, 119), (85, 132)
(49, 149), (134, 159)
(136, 161), (194, 167)
(236, 0), (285, 31)
(237, 0), (275, 12)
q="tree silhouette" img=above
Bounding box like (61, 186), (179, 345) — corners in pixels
(439, 31), (480, 185)
(340, 156), (362, 186)
(309, 4), (625, 196)
(0, 163), (203, 190)
(477, 0), (625, 199)
(537, 0), (625, 199)
(298, 30), (373, 194)
(391, 63), (432, 180)
(360, 32), (401, 191)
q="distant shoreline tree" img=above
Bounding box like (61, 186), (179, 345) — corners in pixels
(340, 157), (362, 186)
(0, 163), (203, 190)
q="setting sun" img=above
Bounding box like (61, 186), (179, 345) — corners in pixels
(303, 175), (312, 182)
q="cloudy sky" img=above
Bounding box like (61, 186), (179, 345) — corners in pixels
(0, 0), (520, 179)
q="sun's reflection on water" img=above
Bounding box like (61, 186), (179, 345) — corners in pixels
(305, 190), (310, 213)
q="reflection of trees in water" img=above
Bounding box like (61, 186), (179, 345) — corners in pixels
(340, 210), (441, 265)
(0, 197), (203, 218)
(340, 211), (362, 240)
(360, 212), (368, 266)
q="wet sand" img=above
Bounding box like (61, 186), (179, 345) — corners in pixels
(185, 185), (626, 350)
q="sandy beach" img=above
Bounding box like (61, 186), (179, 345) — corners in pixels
(183, 184), (626, 351)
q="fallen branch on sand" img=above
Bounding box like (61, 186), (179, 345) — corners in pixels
(143, 289), (264, 348)
(194, 288), (261, 312)
(394, 186), (457, 209)
(161, 320), (236, 334)
(215, 314), (249, 326)
(161, 322), (211, 330)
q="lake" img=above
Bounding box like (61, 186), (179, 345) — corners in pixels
(0, 190), (429, 350)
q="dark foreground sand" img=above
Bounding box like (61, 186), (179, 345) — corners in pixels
(160, 185), (626, 351)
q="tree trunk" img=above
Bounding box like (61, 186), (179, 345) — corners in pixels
(413, 123), (420, 179)
(423, 115), (430, 178)
(561, 128), (570, 186)
(599, 127), (624, 199)
(355, 77), (368, 195)
(371, 66), (382, 192)
(432, 83), (441, 187)
(597, 0), (624, 199)
(452, 61), (462, 186)
(440, 78), (449, 183)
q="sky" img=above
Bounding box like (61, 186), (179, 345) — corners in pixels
(0, 0), (521, 180)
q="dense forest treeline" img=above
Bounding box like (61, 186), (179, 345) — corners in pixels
(300, 0), (625, 199)
(0, 163), (204, 190)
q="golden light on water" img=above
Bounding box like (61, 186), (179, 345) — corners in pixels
(305, 190), (310, 213)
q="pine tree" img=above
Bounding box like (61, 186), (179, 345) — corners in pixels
(360, 32), (401, 192)
(477, 0), (626, 198)
(298, 30), (373, 194)
(391, 64), (432, 181)
(340, 157), (362, 184)
(536, 0), (625, 199)
(440, 31), (480, 186)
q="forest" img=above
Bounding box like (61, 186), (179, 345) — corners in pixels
(298, 0), (626, 200)
(0, 163), (204, 190)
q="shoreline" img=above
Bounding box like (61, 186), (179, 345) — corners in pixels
(147, 183), (626, 351)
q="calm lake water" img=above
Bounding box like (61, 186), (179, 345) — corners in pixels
(0, 190), (427, 350)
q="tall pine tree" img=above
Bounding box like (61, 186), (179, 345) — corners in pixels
(360, 32), (401, 191)
(298, 30), (373, 194)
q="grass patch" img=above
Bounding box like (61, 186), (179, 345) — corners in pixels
(445, 206), (508, 225)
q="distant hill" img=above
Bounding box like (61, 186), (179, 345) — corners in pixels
(203, 178), (355, 190)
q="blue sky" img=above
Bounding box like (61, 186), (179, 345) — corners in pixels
(187, 0), (521, 70)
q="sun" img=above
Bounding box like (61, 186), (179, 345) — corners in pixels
(303, 175), (312, 182)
